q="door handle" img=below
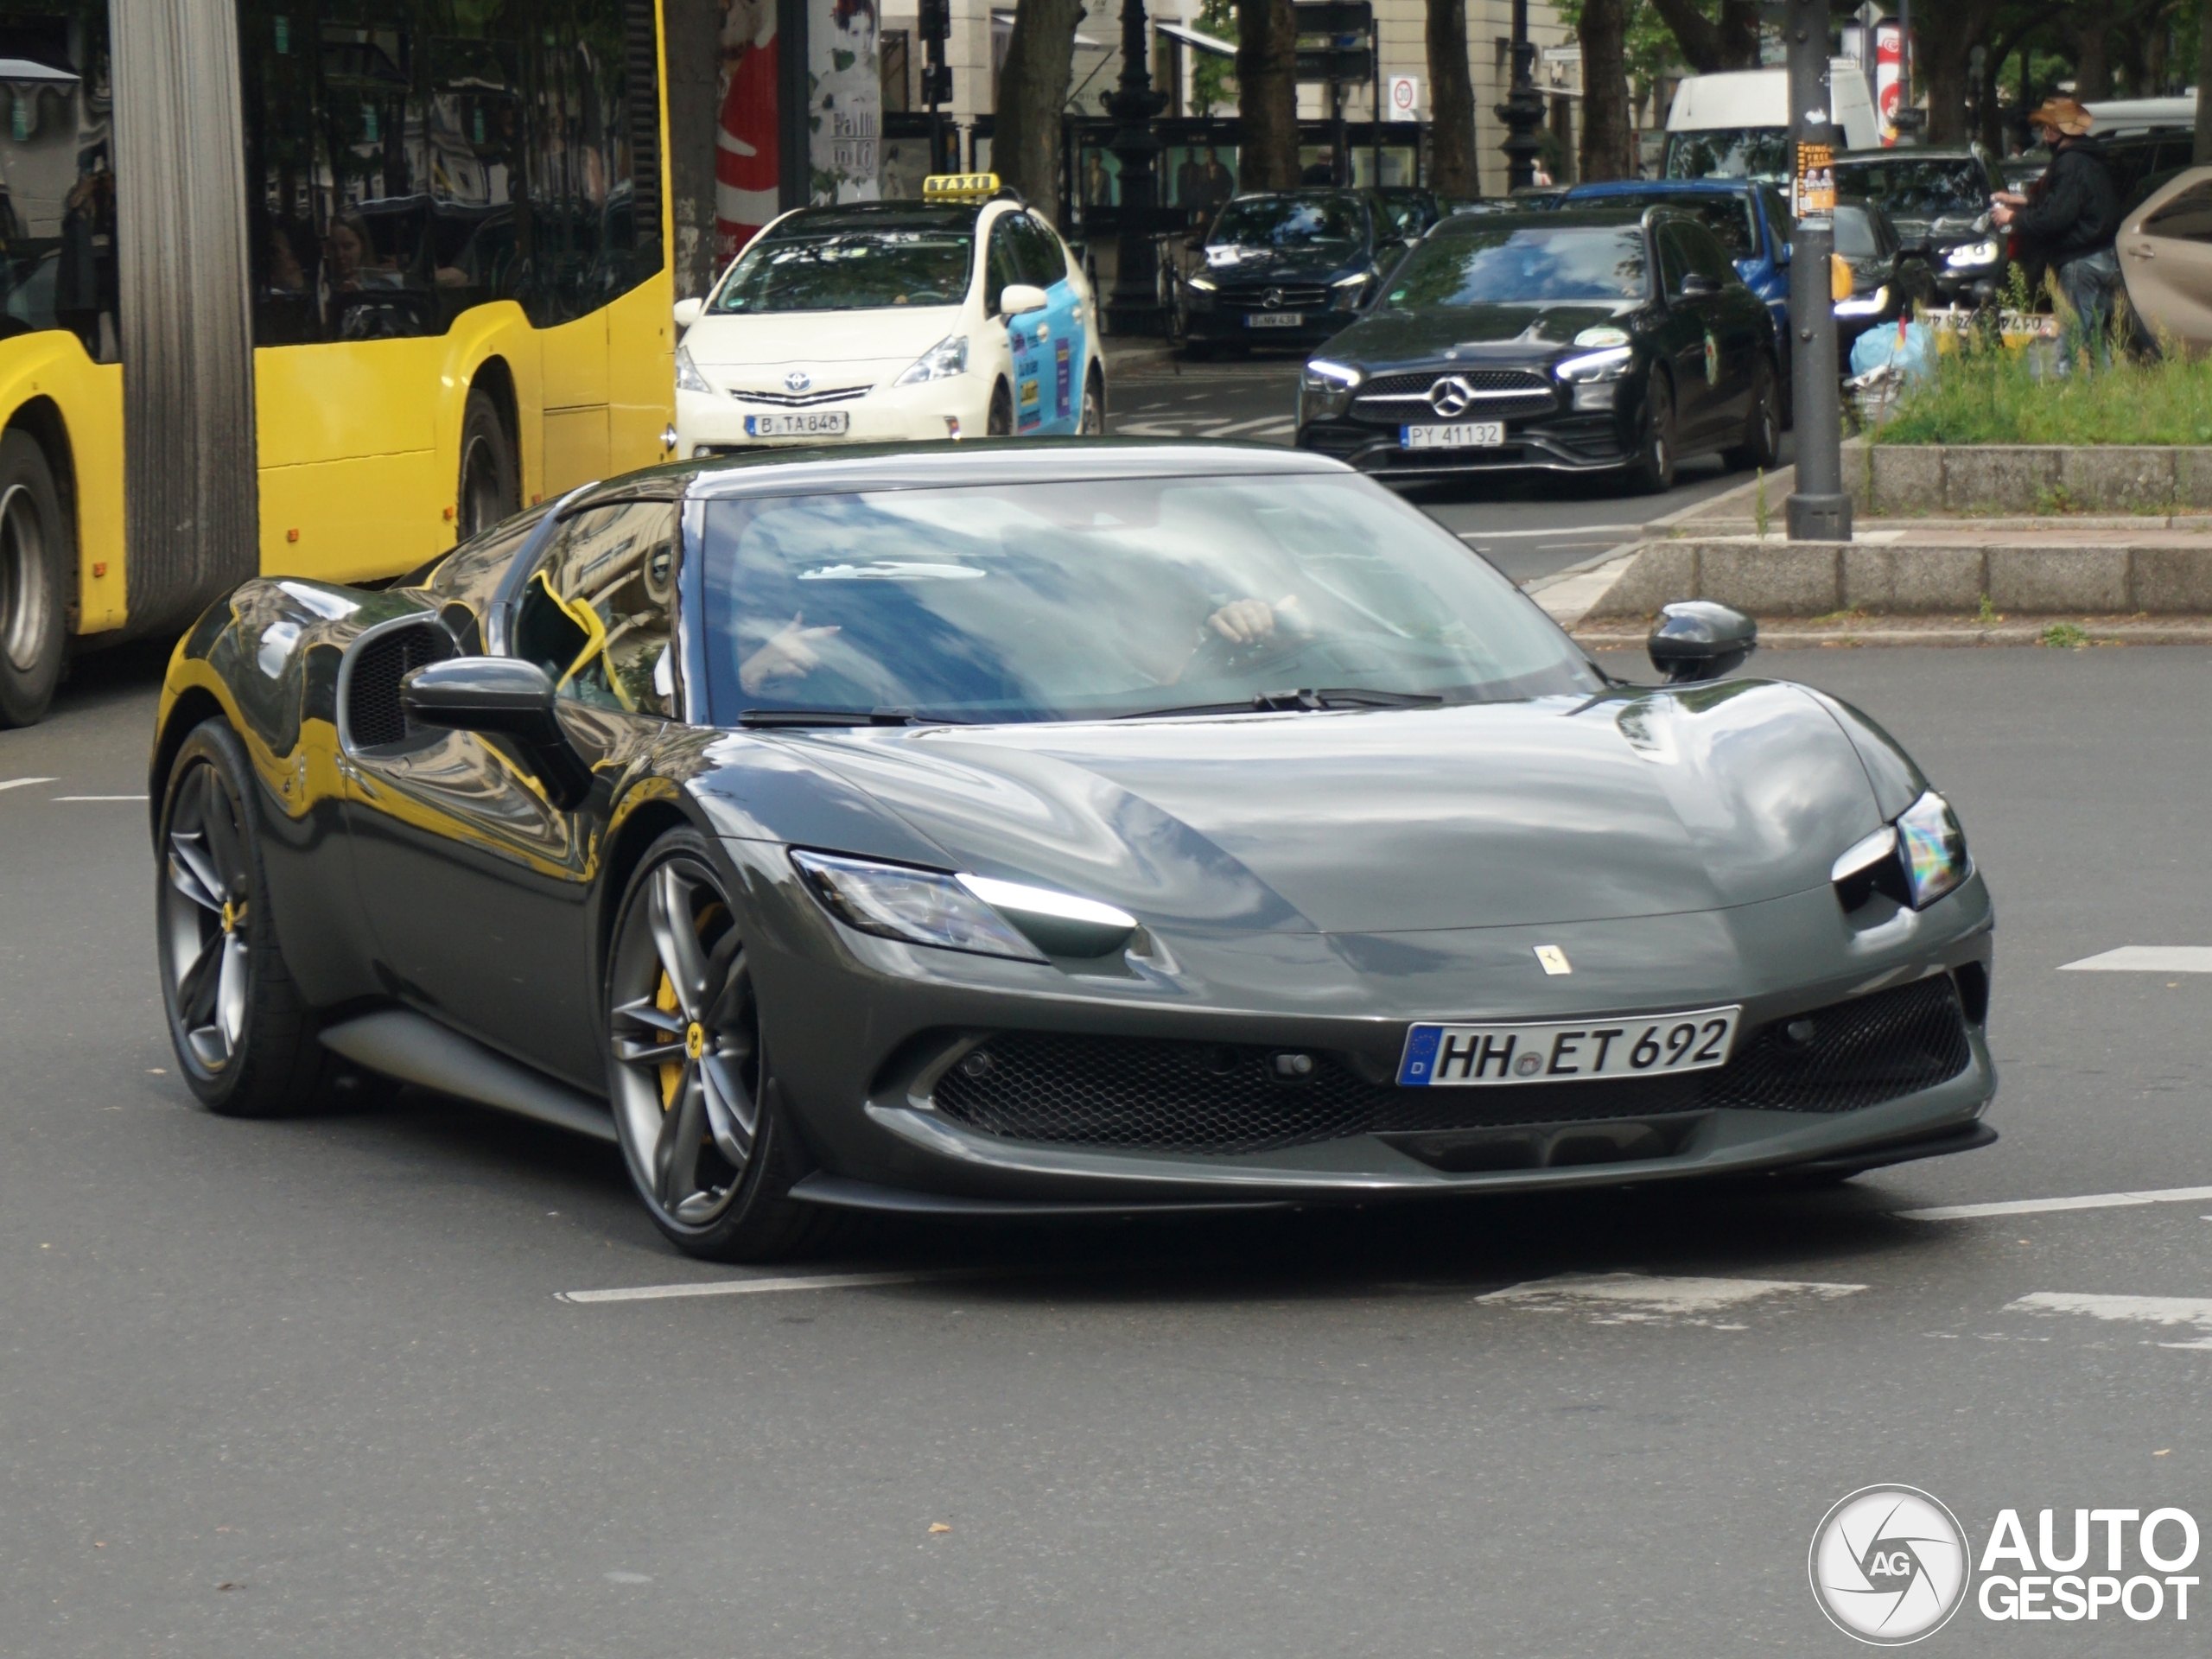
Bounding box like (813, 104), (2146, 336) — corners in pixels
(2126, 245), (2154, 259)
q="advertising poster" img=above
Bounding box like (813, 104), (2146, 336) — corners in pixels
(1874, 19), (1904, 146)
(715, 0), (779, 260)
(810, 0), (880, 203)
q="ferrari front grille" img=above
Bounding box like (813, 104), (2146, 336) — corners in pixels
(927, 976), (1974, 1154)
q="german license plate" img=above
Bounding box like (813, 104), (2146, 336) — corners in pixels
(1396, 1006), (1742, 1086)
(1402, 421), (1504, 450)
(744, 410), (849, 437)
(1246, 312), (1304, 328)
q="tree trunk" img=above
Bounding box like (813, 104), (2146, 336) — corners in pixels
(1427, 0), (1479, 198)
(1576, 0), (1633, 183)
(1916, 0), (1998, 146)
(1236, 0), (1300, 190)
(1646, 0), (1760, 75)
(2067, 16), (2113, 100)
(995, 0), (1085, 225)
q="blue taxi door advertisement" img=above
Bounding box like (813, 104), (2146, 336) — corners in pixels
(1009, 310), (1046, 434)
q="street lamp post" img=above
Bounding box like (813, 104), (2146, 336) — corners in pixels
(1103, 0), (1169, 336)
(1786, 0), (1851, 542)
(1499, 0), (1545, 192)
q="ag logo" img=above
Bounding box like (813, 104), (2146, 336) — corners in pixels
(1809, 1485), (1970, 1645)
(1702, 330), (1719, 387)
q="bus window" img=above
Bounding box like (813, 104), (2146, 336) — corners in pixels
(238, 0), (662, 347)
(0, 0), (118, 362)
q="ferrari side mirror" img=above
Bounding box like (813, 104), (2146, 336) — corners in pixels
(1647, 601), (1758, 683)
(402, 657), (594, 807)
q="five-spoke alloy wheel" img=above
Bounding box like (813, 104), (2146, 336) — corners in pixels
(604, 828), (828, 1259)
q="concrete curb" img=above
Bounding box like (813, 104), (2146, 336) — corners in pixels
(1847, 440), (2212, 516)
(1581, 538), (2212, 620)
(1573, 619), (2212, 651)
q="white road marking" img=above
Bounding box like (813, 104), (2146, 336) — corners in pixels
(52, 795), (149, 802)
(1109, 420), (1190, 436)
(2058, 946), (2212, 973)
(1476, 1271), (1866, 1325)
(2006, 1291), (2212, 1351)
(0, 776), (57, 791)
(1458, 524), (1640, 540)
(1198, 416), (1294, 436)
(1900, 1185), (2212, 1223)
(557, 1268), (969, 1305)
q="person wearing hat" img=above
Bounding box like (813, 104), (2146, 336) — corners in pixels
(1992, 97), (2120, 360)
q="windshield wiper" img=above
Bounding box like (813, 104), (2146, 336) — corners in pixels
(1115, 688), (1446, 720)
(739, 708), (965, 728)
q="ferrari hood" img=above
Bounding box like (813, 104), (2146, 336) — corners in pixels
(761, 682), (1884, 935)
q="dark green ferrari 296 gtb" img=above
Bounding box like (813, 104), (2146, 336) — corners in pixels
(149, 441), (1993, 1259)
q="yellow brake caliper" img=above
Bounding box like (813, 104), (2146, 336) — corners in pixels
(656, 970), (682, 1109)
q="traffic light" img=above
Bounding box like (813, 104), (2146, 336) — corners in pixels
(920, 61), (953, 105)
(918, 0), (950, 43)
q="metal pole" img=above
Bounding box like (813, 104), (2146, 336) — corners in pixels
(1103, 0), (1168, 335)
(1500, 0), (1543, 191)
(1370, 17), (1382, 186)
(1787, 0), (1849, 540)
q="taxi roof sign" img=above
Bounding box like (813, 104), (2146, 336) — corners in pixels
(922, 172), (1001, 200)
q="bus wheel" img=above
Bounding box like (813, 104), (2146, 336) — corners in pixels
(455, 388), (518, 542)
(0, 431), (67, 728)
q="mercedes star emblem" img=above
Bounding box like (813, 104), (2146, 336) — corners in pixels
(1261, 288), (1285, 310)
(1427, 375), (1478, 418)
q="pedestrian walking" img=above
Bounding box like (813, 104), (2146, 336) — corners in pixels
(1991, 97), (2120, 362)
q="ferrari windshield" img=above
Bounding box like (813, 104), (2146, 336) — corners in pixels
(1388, 226), (1651, 304)
(710, 226), (974, 312)
(698, 474), (1598, 723)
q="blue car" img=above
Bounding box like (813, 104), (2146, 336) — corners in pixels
(1562, 178), (1796, 418)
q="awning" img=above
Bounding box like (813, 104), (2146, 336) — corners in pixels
(1154, 22), (1237, 60)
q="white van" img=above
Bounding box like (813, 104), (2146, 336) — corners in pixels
(1663, 65), (1882, 181)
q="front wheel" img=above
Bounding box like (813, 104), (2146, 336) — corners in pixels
(1080, 368), (1106, 435)
(157, 721), (340, 1116)
(1624, 372), (1676, 496)
(603, 829), (834, 1261)
(987, 380), (1013, 436)
(0, 430), (68, 728)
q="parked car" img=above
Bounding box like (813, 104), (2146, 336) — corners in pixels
(1834, 147), (2005, 306)
(1372, 187), (1443, 240)
(1832, 200), (1937, 359)
(1663, 64), (1881, 181)
(1294, 207), (1781, 492)
(2116, 165), (2212, 349)
(1180, 190), (1406, 357)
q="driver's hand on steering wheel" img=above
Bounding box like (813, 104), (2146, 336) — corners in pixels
(1205, 594), (1300, 645)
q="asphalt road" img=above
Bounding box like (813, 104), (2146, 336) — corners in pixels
(8, 644), (2212, 1649)
(1109, 357), (1793, 582)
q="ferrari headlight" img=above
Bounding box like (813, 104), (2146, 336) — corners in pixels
(895, 334), (969, 386)
(1300, 358), (1361, 421)
(1834, 284), (1891, 318)
(1945, 238), (2000, 269)
(1894, 791), (1970, 909)
(791, 851), (1137, 959)
(1554, 345), (1633, 382)
(675, 345), (712, 393)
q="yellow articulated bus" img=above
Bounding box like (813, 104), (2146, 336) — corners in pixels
(0, 0), (675, 726)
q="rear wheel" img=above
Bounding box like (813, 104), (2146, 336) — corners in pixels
(157, 721), (342, 1116)
(1624, 371), (1676, 496)
(603, 829), (836, 1260)
(1725, 357), (1781, 472)
(455, 386), (518, 543)
(1081, 368), (1106, 435)
(0, 430), (68, 728)
(987, 380), (1013, 436)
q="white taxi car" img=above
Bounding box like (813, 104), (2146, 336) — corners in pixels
(673, 178), (1106, 453)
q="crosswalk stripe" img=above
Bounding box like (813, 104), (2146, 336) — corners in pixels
(1899, 1185), (2212, 1222)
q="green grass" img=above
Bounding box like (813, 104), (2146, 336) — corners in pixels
(2040, 621), (2089, 649)
(1874, 339), (2212, 447)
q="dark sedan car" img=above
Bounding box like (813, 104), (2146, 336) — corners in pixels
(151, 443), (1993, 1259)
(1834, 147), (2005, 305)
(1295, 208), (1781, 491)
(1833, 200), (1937, 359)
(1181, 190), (1404, 356)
